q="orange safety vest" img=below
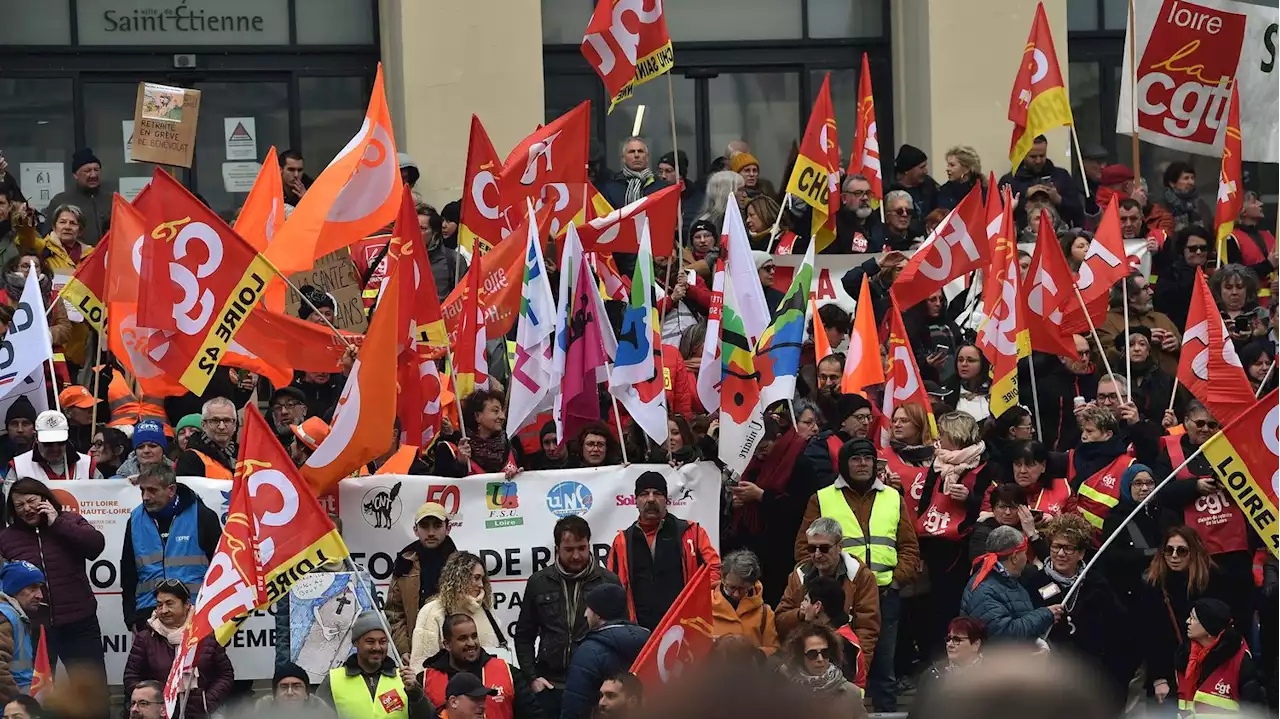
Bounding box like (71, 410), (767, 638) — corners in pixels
(191, 450), (233, 480)
(423, 658), (514, 719)
(107, 375), (170, 435)
(374, 445), (419, 475)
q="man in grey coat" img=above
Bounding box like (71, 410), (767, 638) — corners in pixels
(44, 148), (108, 246)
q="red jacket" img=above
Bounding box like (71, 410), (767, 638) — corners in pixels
(608, 516), (720, 628)
(660, 344), (696, 416)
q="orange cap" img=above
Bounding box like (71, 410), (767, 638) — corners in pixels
(58, 386), (96, 410)
(290, 416), (331, 451)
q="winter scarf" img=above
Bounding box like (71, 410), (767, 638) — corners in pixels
(3, 271), (52, 304)
(1043, 563), (1080, 588)
(792, 662), (847, 694)
(148, 615), (188, 646)
(932, 441), (985, 492)
(555, 559), (593, 622)
(1161, 186), (1201, 228)
(469, 433), (510, 473)
(622, 167), (653, 205)
(1179, 632), (1221, 703)
(890, 440), (935, 467)
(734, 429), (807, 534)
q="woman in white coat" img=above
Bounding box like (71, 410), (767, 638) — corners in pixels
(409, 551), (504, 670)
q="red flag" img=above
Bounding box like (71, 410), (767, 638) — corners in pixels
(224, 308), (353, 388)
(629, 564), (714, 686)
(1062, 197), (1127, 334)
(136, 202), (178, 333)
(134, 169), (277, 395)
(1177, 269), (1256, 425)
(459, 115), (507, 256)
(576, 182), (682, 256)
(59, 240), (109, 332)
(811, 297), (832, 363)
(1008, 2), (1074, 169)
(786, 73), (841, 252)
(881, 299), (935, 446)
(581, 0), (674, 111)
(31, 630), (51, 703)
(1022, 210), (1082, 360)
(979, 187), (1016, 323)
(454, 251), (489, 400)
(1200, 391), (1279, 557)
(847, 53), (883, 207)
(891, 183), (988, 309)
(500, 102), (590, 239)
(1214, 83), (1243, 252)
(977, 191), (1030, 418)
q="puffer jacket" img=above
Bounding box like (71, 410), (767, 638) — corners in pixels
(514, 561), (621, 685)
(959, 564), (1054, 641)
(710, 581), (779, 654)
(559, 620), (650, 719)
(111, 452), (175, 480)
(122, 622), (234, 719)
(0, 510), (105, 626)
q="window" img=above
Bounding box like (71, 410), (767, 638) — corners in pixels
(708, 72), (800, 195)
(193, 81), (290, 218)
(1069, 62), (1104, 156)
(542, 0), (592, 44)
(604, 75), (698, 183)
(1067, 0), (1100, 31)
(666, 0), (802, 41)
(0, 0), (72, 45)
(296, 0), (376, 44)
(83, 82), (171, 200)
(300, 77), (370, 169)
(0, 79), (76, 213)
(808, 0), (886, 39)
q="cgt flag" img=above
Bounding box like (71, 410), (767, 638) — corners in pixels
(882, 299), (935, 447)
(1214, 83), (1243, 254)
(1023, 209), (1081, 359)
(1201, 390), (1280, 558)
(847, 52), (883, 208)
(1177, 269), (1256, 426)
(891, 182), (988, 310)
(630, 564), (714, 686)
(842, 278), (884, 394)
(500, 102), (590, 239)
(576, 182), (682, 256)
(0, 267), (54, 403)
(1008, 2), (1074, 170)
(977, 188), (1030, 418)
(582, 0), (674, 112)
(459, 115), (507, 258)
(786, 73), (841, 252)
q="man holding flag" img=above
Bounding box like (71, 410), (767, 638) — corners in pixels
(316, 611), (432, 718)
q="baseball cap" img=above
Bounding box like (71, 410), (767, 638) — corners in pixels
(35, 410), (69, 443)
(58, 386), (96, 410)
(290, 417), (331, 451)
(446, 672), (497, 700)
(414, 502), (447, 526)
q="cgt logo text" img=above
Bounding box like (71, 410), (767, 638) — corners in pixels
(485, 482), (523, 529)
(546, 481), (593, 518)
(616, 486), (695, 507)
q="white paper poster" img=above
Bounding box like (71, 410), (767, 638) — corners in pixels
(221, 161), (261, 193)
(224, 117), (257, 161)
(19, 163), (65, 213)
(122, 120), (136, 163)
(118, 176), (151, 203)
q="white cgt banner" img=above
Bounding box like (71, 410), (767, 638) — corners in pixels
(1118, 0), (1279, 162)
(46, 462), (722, 684)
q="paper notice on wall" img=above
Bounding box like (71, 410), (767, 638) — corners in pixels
(19, 163), (65, 213)
(118, 176), (151, 203)
(222, 161), (261, 193)
(224, 117), (258, 160)
(123, 120), (136, 163)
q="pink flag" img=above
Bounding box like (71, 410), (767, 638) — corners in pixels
(560, 253), (608, 443)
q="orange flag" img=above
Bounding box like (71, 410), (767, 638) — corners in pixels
(267, 64), (402, 274)
(842, 278), (884, 394)
(1214, 83), (1243, 254)
(1008, 2), (1074, 169)
(31, 630), (51, 703)
(301, 236), (402, 494)
(395, 186), (447, 355)
(786, 73), (840, 252)
(459, 115), (507, 258)
(977, 188), (1030, 418)
(1023, 209), (1082, 360)
(500, 102), (590, 239)
(1177, 269), (1256, 425)
(234, 148), (287, 311)
(881, 299), (935, 446)
(811, 297), (832, 363)
(847, 53), (883, 208)
(224, 308), (353, 388)
(891, 183), (988, 309)
(629, 564), (714, 686)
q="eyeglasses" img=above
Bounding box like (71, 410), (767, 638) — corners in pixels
(842, 190), (870, 198)
(130, 701), (159, 709)
(806, 544), (834, 555)
(1189, 418), (1220, 430)
(1130, 479), (1156, 489)
(850, 413), (873, 422)
(992, 503), (1018, 511)
(1185, 245), (1209, 254)
(1164, 545), (1190, 557)
(721, 581), (757, 598)
(583, 440), (608, 449)
(1050, 543), (1081, 554)
(803, 648), (830, 661)
(204, 417), (235, 426)
(945, 635), (970, 644)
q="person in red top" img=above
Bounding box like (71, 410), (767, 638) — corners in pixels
(607, 471), (720, 631)
(658, 344), (696, 416)
(1176, 598), (1264, 714)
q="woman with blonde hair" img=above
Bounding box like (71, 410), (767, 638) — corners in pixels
(410, 551), (503, 670)
(939, 146), (985, 211)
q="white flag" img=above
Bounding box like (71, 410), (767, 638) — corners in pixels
(0, 267), (54, 403)
(508, 202), (557, 438)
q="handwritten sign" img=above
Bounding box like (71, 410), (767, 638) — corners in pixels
(283, 249), (368, 332)
(130, 82), (201, 167)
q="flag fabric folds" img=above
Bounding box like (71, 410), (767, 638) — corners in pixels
(266, 64), (401, 274)
(722, 196), (771, 346)
(581, 0), (674, 111)
(1023, 210), (1082, 360)
(786, 74), (841, 252)
(459, 115), (507, 258)
(500, 102), (590, 239)
(629, 564), (714, 686)
(59, 240), (109, 332)
(848, 53), (883, 208)
(1214, 84), (1243, 253)
(977, 190), (1030, 418)
(696, 259), (726, 413)
(1200, 391), (1279, 557)
(811, 297), (832, 363)
(842, 279), (884, 394)
(0, 267), (54, 403)
(508, 202), (558, 438)
(1062, 197), (1127, 334)
(1176, 269), (1256, 426)
(558, 252), (610, 446)
(233, 148), (288, 311)
(756, 240), (816, 409)
(1008, 2), (1074, 169)
(609, 220), (668, 445)
(576, 182), (682, 256)
(881, 300), (935, 447)
(31, 631), (51, 704)
(453, 250), (489, 401)
(891, 183), (988, 310)
(719, 269), (766, 476)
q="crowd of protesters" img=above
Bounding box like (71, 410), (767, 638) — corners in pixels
(0, 124), (1274, 719)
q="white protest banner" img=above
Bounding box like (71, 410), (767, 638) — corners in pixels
(771, 253), (873, 314)
(49, 463), (721, 683)
(1118, 0), (1279, 162)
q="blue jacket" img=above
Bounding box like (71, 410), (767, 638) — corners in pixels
(559, 621), (650, 719)
(128, 494), (210, 612)
(0, 599), (34, 695)
(960, 565), (1054, 640)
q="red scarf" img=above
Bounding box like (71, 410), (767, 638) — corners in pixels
(969, 535), (1029, 589)
(1178, 632), (1222, 705)
(733, 429), (807, 534)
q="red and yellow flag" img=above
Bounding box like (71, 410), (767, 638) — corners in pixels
(1176, 269), (1257, 426)
(59, 238), (109, 332)
(1201, 390), (1279, 557)
(267, 64), (401, 274)
(453, 250), (489, 400)
(1008, 2), (1074, 169)
(881, 299), (935, 446)
(786, 73), (840, 252)
(977, 188), (1030, 418)
(31, 630), (51, 704)
(1214, 83), (1243, 254)
(459, 115), (506, 257)
(629, 564), (714, 686)
(581, 0), (674, 111)
(847, 53), (883, 208)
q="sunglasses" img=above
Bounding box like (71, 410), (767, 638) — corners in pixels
(1189, 418), (1220, 430)
(1185, 245), (1209, 254)
(806, 544), (834, 555)
(1164, 545), (1189, 557)
(889, 208), (912, 216)
(804, 648), (830, 661)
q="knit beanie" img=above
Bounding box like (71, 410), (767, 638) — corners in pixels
(350, 611), (384, 642)
(894, 144), (927, 174)
(1192, 598), (1232, 636)
(272, 662), (310, 692)
(729, 153), (760, 173)
(0, 561), (45, 597)
(72, 148), (101, 173)
(5, 396), (36, 425)
(132, 419), (168, 450)
(175, 414), (203, 435)
(584, 583), (628, 622)
(634, 471), (667, 498)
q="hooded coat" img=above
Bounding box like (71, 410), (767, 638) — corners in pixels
(559, 620), (650, 719)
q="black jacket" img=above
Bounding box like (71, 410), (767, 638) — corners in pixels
(1152, 259), (1199, 335)
(1019, 354), (1099, 452)
(1021, 566), (1129, 705)
(1139, 569), (1233, 688)
(840, 257), (894, 327)
(419, 648), (544, 719)
(119, 483), (222, 628)
(1099, 499), (1168, 605)
(598, 173), (671, 213)
(559, 621), (650, 719)
(888, 177), (940, 236)
(998, 158), (1084, 228)
(514, 562), (622, 686)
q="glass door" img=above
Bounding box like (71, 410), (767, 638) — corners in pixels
(191, 79), (290, 219)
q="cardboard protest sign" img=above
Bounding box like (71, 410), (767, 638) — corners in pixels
(283, 249), (369, 332)
(130, 82), (201, 167)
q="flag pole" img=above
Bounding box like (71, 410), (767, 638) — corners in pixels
(1027, 356), (1045, 440)
(607, 375), (631, 465)
(1068, 125), (1091, 199)
(1168, 377), (1179, 413)
(256, 255), (356, 349)
(1127, 0), (1141, 176)
(1071, 285), (1126, 402)
(765, 195), (788, 254)
(658, 73), (684, 331)
(1122, 279), (1132, 398)
(89, 332), (104, 430)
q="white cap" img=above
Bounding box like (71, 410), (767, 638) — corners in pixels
(35, 410), (68, 443)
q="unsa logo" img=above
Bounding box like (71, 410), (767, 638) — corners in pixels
(547, 481), (593, 518)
